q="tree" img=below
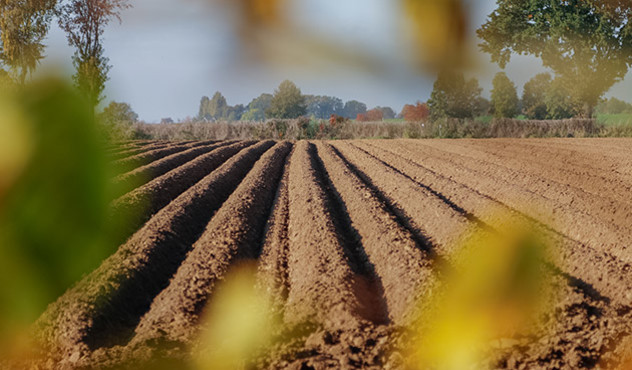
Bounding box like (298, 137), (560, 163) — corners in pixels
(596, 97), (632, 114)
(202, 92), (229, 120)
(305, 95), (344, 119)
(401, 102), (430, 122)
(225, 104), (245, 121)
(365, 108), (384, 121)
(490, 72), (519, 118)
(198, 96), (211, 121)
(342, 100), (367, 119)
(0, 0), (57, 83)
(98, 101), (137, 125)
(376, 106), (396, 120)
(241, 93), (272, 121)
(478, 0), (632, 117)
(522, 73), (551, 120)
(428, 70), (482, 120)
(544, 78), (578, 119)
(475, 96), (491, 117)
(59, 0), (131, 107)
(266, 80), (306, 119)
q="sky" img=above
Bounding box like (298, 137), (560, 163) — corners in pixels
(40, 0), (632, 122)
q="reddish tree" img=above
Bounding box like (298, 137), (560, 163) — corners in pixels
(401, 102), (429, 122)
(365, 108), (384, 121)
(329, 114), (347, 126)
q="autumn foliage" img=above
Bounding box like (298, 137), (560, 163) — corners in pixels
(356, 108), (384, 122)
(401, 102), (430, 122)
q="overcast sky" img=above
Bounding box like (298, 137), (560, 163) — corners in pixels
(40, 0), (632, 122)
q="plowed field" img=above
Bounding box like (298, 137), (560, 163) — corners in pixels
(33, 139), (632, 369)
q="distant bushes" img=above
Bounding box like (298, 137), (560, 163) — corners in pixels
(119, 117), (627, 141)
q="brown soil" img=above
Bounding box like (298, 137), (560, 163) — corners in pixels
(27, 138), (632, 369)
(108, 141), (255, 243)
(111, 141), (228, 198)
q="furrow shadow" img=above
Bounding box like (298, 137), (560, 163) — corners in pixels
(308, 142), (390, 325)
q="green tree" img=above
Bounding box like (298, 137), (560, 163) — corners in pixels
(200, 92), (228, 120)
(428, 70), (482, 120)
(225, 104), (245, 121)
(0, 0), (56, 83)
(475, 96), (491, 117)
(266, 80), (306, 119)
(376, 106), (396, 119)
(522, 73), (552, 120)
(59, 0), (131, 107)
(198, 96), (211, 120)
(98, 101), (138, 125)
(242, 93), (272, 121)
(478, 0), (632, 117)
(342, 100), (367, 119)
(544, 78), (578, 119)
(304, 95), (344, 119)
(490, 72), (519, 118)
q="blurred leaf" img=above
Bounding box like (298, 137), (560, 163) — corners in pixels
(406, 211), (551, 369)
(0, 77), (115, 355)
(194, 262), (278, 370)
(402, 0), (468, 71)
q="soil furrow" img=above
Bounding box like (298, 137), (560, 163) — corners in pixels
(329, 141), (478, 260)
(315, 141), (436, 325)
(34, 141), (275, 367)
(423, 139), (632, 205)
(490, 138), (632, 177)
(108, 142), (172, 161)
(131, 141), (292, 345)
(384, 140), (632, 262)
(112, 141), (232, 198)
(26, 138), (632, 370)
(354, 141), (632, 368)
(309, 142), (390, 325)
(112, 143), (196, 173)
(257, 155), (292, 315)
(364, 141), (632, 307)
(283, 141), (371, 327)
(108, 141), (255, 243)
(105, 141), (158, 154)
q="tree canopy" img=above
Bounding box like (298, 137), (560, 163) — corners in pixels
(490, 72), (519, 118)
(304, 95), (344, 119)
(478, 0), (632, 117)
(266, 80), (306, 119)
(58, 0), (131, 107)
(342, 100), (367, 119)
(428, 71), (482, 119)
(401, 102), (429, 122)
(0, 0), (57, 83)
(98, 101), (138, 125)
(522, 73), (552, 120)
(198, 92), (228, 121)
(241, 93), (273, 121)
(375, 106), (396, 120)
(545, 77), (578, 119)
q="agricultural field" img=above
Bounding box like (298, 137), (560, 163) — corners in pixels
(31, 138), (632, 369)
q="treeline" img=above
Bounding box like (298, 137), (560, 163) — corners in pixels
(191, 73), (632, 126)
(0, 0), (130, 106)
(196, 80), (397, 122)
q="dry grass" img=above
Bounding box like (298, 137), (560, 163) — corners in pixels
(115, 118), (625, 141)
